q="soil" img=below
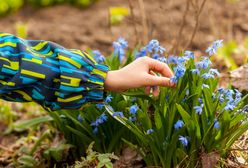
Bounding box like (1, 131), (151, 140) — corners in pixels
(0, 0), (248, 167)
(0, 0), (248, 55)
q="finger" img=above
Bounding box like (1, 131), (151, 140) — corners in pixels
(147, 58), (174, 78)
(152, 86), (159, 97)
(144, 86), (151, 94)
(147, 75), (173, 87)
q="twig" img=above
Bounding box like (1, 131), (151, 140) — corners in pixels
(185, 0), (209, 49)
(128, 0), (139, 44)
(138, 0), (149, 44)
(229, 148), (248, 151)
(171, 0), (191, 54)
(0, 144), (13, 152)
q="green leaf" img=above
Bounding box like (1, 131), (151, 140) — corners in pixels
(6, 116), (53, 133)
(18, 155), (37, 167)
(176, 104), (191, 124)
(225, 122), (248, 149)
(123, 90), (153, 101)
(154, 109), (162, 129)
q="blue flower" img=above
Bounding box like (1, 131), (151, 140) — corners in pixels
(235, 89), (242, 100)
(184, 50), (194, 59)
(155, 46), (166, 54)
(128, 116), (137, 122)
(129, 105), (138, 115)
(158, 57), (167, 63)
(170, 76), (178, 84)
(213, 119), (220, 129)
(105, 95), (113, 103)
(202, 84), (209, 89)
(202, 73), (215, 79)
(196, 57), (212, 69)
(191, 69), (200, 75)
(177, 57), (188, 64)
(113, 37), (128, 62)
(152, 53), (159, 60)
(198, 98), (203, 104)
(179, 135), (188, 147)
(93, 50), (105, 63)
(174, 120), (184, 130)
(194, 104), (204, 115)
(77, 114), (83, 123)
(186, 89), (189, 96)
(243, 105), (248, 112)
(218, 88), (225, 93)
(113, 111), (124, 118)
(146, 39), (159, 53)
(209, 69), (220, 76)
(175, 65), (186, 77)
(224, 103), (235, 111)
(134, 47), (147, 59)
(168, 56), (179, 64)
(131, 98), (136, 103)
(206, 40), (223, 56)
(91, 113), (108, 127)
(219, 96), (225, 103)
(117, 37), (128, 48)
(146, 129), (154, 134)
(96, 103), (104, 110)
(93, 127), (98, 134)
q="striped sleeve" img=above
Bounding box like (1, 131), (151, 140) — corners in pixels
(0, 33), (109, 111)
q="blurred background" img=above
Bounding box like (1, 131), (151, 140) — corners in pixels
(0, 0), (247, 167)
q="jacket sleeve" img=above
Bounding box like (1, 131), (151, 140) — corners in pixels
(0, 33), (109, 111)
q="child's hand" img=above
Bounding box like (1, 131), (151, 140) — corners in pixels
(104, 57), (174, 96)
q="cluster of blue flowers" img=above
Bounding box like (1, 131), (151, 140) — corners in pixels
(205, 40), (223, 56)
(92, 50), (105, 63)
(113, 37), (128, 62)
(89, 95), (115, 134)
(129, 105), (138, 122)
(134, 39), (166, 59)
(91, 113), (108, 134)
(217, 88), (242, 111)
(113, 111), (124, 118)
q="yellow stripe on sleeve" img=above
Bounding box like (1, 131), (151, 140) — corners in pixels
(30, 41), (48, 51)
(21, 69), (45, 79)
(22, 58), (42, 64)
(61, 75), (81, 87)
(0, 42), (17, 48)
(0, 33), (12, 37)
(58, 95), (83, 103)
(58, 54), (81, 68)
(82, 51), (97, 64)
(0, 80), (15, 86)
(91, 69), (107, 78)
(13, 90), (32, 101)
(0, 57), (19, 70)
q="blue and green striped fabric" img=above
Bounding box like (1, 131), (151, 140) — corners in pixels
(0, 33), (109, 111)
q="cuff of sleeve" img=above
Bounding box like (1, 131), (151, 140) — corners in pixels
(85, 63), (109, 103)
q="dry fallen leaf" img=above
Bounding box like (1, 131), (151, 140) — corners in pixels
(230, 64), (248, 91)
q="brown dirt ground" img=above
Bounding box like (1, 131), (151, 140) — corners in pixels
(0, 0), (248, 55)
(0, 0), (248, 167)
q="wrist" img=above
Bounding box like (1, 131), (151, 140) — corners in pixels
(104, 70), (120, 92)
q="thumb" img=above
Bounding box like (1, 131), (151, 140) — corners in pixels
(146, 75), (172, 87)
